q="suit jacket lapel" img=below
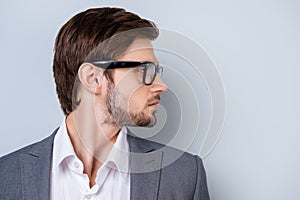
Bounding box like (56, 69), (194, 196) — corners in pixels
(20, 129), (57, 200)
(127, 133), (163, 200)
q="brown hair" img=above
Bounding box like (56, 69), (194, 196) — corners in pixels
(53, 7), (158, 115)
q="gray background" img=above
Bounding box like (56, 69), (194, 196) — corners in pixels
(0, 0), (299, 199)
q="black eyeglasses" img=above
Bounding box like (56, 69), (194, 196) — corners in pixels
(90, 61), (163, 85)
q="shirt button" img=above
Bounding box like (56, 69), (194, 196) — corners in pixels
(74, 162), (79, 168)
(85, 195), (91, 199)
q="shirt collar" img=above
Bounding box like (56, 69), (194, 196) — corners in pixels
(105, 126), (130, 173)
(52, 118), (130, 174)
(52, 119), (77, 171)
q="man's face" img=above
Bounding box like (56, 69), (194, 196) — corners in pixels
(103, 38), (168, 127)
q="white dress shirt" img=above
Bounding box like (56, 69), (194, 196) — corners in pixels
(50, 120), (130, 200)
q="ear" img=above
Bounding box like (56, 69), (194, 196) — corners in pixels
(77, 63), (103, 95)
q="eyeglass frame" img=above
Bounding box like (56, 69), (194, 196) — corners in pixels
(90, 61), (163, 85)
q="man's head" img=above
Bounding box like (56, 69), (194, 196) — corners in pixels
(53, 7), (167, 127)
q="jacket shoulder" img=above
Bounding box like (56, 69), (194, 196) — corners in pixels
(0, 128), (57, 163)
(0, 129), (58, 188)
(127, 133), (203, 173)
(0, 129), (58, 198)
(129, 135), (208, 199)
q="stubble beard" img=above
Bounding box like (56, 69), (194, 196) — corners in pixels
(105, 81), (157, 127)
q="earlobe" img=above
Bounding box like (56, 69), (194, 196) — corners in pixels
(78, 63), (102, 94)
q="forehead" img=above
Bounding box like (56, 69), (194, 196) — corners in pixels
(116, 38), (158, 64)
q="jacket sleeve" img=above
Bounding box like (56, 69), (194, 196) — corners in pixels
(193, 155), (210, 200)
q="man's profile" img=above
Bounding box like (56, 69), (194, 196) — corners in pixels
(0, 7), (209, 200)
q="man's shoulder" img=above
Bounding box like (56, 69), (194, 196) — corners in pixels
(0, 128), (58, 166)
(0, 128), (58, 198)
(127, 133), (207, 197)
(128, 133), (198, 153)
(127, 133), (202, 169)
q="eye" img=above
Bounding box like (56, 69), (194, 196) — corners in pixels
(134, 67), (144, 74)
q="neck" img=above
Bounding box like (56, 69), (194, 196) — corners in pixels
(65, 111), (121, 187)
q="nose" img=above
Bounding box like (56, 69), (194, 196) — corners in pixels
(150, 74), (168, 93)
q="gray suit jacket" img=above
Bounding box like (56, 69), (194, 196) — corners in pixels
(0, 128), (209, 200)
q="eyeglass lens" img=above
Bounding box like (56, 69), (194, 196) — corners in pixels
(143, 63), (155, 84)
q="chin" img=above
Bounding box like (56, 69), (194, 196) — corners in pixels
(131, 114), (157, 127)
(148, 115), (157, 127)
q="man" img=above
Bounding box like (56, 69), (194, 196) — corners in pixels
(0, 7), (209, 200)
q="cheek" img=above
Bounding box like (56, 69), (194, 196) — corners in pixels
(128, 87), (149, 109)
(114, 70), (141, 92)
(114, 70), (150, 109)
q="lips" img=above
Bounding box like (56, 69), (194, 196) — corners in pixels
(148, 100), (160, 106)
(147, 95), (160, 107)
